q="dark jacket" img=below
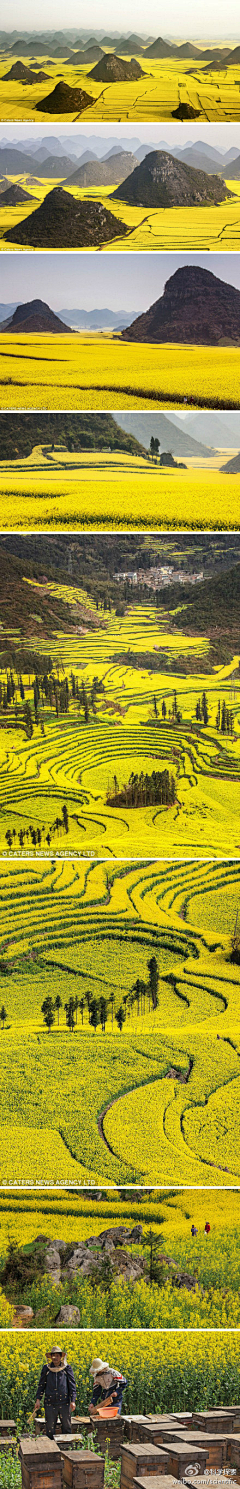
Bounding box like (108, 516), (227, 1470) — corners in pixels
(36, 1360), (76, 1408)
(91, 1373), (127, 1409)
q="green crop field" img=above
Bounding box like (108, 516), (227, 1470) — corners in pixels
(1, 333), (240, 410)
(0, 446), (239, 529)
(1, 174), (240, 253)
(0, 858), (239, 1184)
(0, 596), (240, 856)
(1, 51), (240, 122)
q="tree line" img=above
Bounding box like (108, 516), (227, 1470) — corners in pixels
(40, 956), (160, 1034)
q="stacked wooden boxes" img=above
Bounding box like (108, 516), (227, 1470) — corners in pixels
(192, 1411), (234, 1433)
(19, 1436), (62, 1489)
(61, 1447), (105, 1489)
(0, 1420), (16, 1453)
(136, 1424), (174, 1448)
(175, 1430), (228, 1468)
(122, 1420), (150, 1444)
(133, 1476), (179, 1489)
(121, 1439), (170, 1489)
(158, 1440), (208, 1479)
(35, 1419), (90, 1439)
(90, 1415), (123, 1460)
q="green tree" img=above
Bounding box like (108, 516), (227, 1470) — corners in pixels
(148, 955), (159, 1010)
(0, 1005), (7, 1030)
(115, 1005), (126, 1032)
(55, 994), (62, 1027)
(41, 996), (55, 1032)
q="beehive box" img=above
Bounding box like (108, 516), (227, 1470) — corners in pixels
(56, 1438), (83, 1451)
(133, 1476), (179, 1489)
(192, 1412), (233, 1434)
(0, 1438), (16, 1453)
(90, 1415), (123, 1461)
(19, 1435), (62, 1489)
(163, 1440), (208, 1478)
(136, 1427), (169, 1448)
(122, 1420), (150, 1444)
(121, 1440), (170, 1489)
(0, 1421), (16, 1435)
(176, 1432), (228, 1467)
(229, 1437), (240, 1468)
(61, 1448), (105, 1489)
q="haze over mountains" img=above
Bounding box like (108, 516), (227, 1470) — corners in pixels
(0, 301), (140, 331)
(117, 410), (240, 451)
(1, 134), (240, 180)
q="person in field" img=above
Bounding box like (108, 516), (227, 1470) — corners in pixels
(89, 1358), (127, 1416)
(34, 1344), (76, 1438)
(191, 1224), (198, 1237)
(204, 1221), (211, 1237)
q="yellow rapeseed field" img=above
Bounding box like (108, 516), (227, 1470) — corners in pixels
(0, 449), (239, 529)
(1, 334), (240, 410)
(1, 52), (240, 121)
(1, 176), (240, 254)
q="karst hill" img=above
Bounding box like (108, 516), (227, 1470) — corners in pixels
(121, 265), (240, 345)
(89, 53), (145, 81)
(65, 151), (138, 188)
(1, 298), (72, 334)
(5, 187), (128, 248)
(113, 149), (233, 208)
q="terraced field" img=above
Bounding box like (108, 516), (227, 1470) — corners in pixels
(1, 175), (240, 253)
(1, 53), (240, 122)
(1, 333), (240, 410)
(0, 598), (240, 856)
(0, 858), (239, 1183)
(0, 446), (239, 529)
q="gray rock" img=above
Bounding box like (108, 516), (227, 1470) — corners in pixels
(56, 1305), (80, 1324)
(45, 1245), (61, 1284)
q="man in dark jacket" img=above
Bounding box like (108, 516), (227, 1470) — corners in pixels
(34, 1345), (77, 1438)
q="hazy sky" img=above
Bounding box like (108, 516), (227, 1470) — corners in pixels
(1, 0), (240, 37)
(1, 123), (240, 151)
(1, 253), (240, 311)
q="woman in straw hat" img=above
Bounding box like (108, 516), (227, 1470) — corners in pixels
(89, 1358), (127, 1416)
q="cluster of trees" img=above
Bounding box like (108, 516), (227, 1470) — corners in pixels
(0, 665), (105, 740)
(195, 691), (209, 726)
(5, 803), (69, 851)
(149, 437), (185, 469)
(107, 768), (176, 809)
(40, 956), (160, 1034)
(216, 699), (234, 734)
(152, 692), (182, 725)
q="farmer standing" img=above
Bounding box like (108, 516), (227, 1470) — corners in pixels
(89, 1358), (127, 1416)
(34, 1344), (76, 1438)
(204, 1221), (211, 1237)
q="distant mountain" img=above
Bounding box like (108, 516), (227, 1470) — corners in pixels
(1, 298), (72, 334)
(68, 46), (104, 62)
(89, 53), (145, 81)
(121, 265), (240, 346)
(113, 149), (232, 208)
(59, 307), (140, 329)
(3, 60), (49, 81)
(144, 36), (176, 56)
(0, 146), (40, 173)
(33, 154), (78, 177)
(225, 154), (240, 178)
(116, 411), (212, 457)
(171, 411), (240, 445)
(5, 187), (128, 249)
(65, 151), (138, 187)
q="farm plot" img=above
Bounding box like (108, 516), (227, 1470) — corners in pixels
(0, 448), (240, 529)
(0, 600), (240, 857)
(0, 858), (239, 1183)
(1, 53), (240, 122)
(1, 175), (240, 254)
(1, 334), (240, 411)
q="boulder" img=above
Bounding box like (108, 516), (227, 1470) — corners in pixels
(45, 1245), (61, 1284)
(56, 1305), (80, 1324)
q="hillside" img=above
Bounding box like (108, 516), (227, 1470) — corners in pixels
(171, 410), (240, 445)
(0, 412), (144, 460)
(65, 152), (138, 187)
(3, 61), (49, 82)
(1, 298), (72, 334)
(0, 183), (35, 206)
(0, 549), (102, 642)
(121, 266), (240, 345)
(5, 188), (128, 249)
(35, 81), (93, 114)
(89, 53), (145, 80)
(221, 452), (240, 473)
(164, 560), (240, 662)
(113, 150), (233, 207)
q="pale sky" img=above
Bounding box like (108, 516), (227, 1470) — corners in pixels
(1, 0), (240, 37)
(1, 123), (240, 152)
(1, 253), (240, 312)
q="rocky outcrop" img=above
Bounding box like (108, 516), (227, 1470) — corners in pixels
(89, 54), (145, 82)
(56, 1304), (81, 1323)
(113, 150), (233, 208)
(36, 81), (93, 114)
(121, 265), (240, 346)
(5, 188), (127, 249)
(1, 298), (72, 334)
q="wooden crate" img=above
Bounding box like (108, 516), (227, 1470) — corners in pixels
(56, 1438), (83, 1451)
(133, 1476), (179, 1489)
(192, 1412), (232, 1434)
(90, 1416), (123, 1461)
(122, 1421), (150, 1444)
(163, 1440), (208, 1479)
(0, 1420), (16, 1435)
(121, 1440), (170, 1489)
(229, 1437), (240, 1468)
(176, 1432), (227, 1467)
(61, 1448), (105, 1489)
(19, 1435), (62, 1489)
(0, 1438), (16, 1453)
(135, 1429), (169, 1449)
